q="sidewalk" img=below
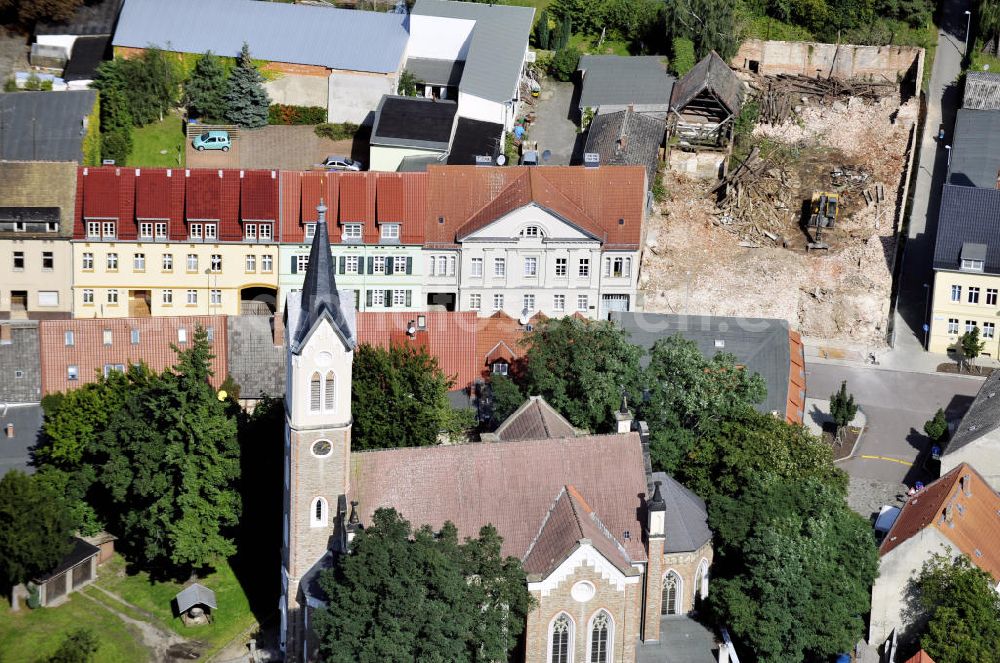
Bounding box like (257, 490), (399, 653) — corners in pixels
(802, 335), (997, 377)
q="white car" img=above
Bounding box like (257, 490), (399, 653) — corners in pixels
(320, 155), (364, 171)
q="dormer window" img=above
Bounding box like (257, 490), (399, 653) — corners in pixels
(960, 243), (986, 272)
(381, 223), (400, 241)
(304, 223), (316, 241)
(343, 223), (363, 242)
(520, 225), (542, 237)
(962, 258), (985, 271)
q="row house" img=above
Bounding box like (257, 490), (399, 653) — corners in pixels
(72, 167), (281, 318)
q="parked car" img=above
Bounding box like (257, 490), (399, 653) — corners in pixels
(193, 131), (231, 151)
(319, 155), (363, 171)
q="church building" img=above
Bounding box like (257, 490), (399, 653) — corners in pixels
(281, 202), (714, 662)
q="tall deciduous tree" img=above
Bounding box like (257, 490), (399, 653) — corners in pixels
(0, 0), (82, 25)
(488, 374), (524, 427)
(666, 0), (739, 59)
(313, 508), (531, 663)
(521, 317), (642, 433)
(0, 471), (74, 592)
(224, 43), (270, 128)
(185, 51), (228, 121)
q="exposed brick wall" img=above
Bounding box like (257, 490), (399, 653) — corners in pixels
(642, 534), (665, 641)
(662, 541), (714, 615)
(262, 61), (332, 78)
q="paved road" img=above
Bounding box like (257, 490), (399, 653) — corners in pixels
(892, 0), (970, 354)
(806, 363), (982, 485)
(526, 81), (581, 165)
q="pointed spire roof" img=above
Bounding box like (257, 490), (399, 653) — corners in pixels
(292, 200), (355, 352)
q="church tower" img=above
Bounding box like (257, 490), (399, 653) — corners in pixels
(280, 200), (355, 661)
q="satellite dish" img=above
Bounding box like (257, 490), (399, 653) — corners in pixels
(518, 308), (530, 326)
(542, 149), (552, 162)
(496, 154), (507, 166)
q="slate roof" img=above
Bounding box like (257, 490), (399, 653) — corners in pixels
(36, 0), (123, 36)
(226, 316), (284, 399)
(63, 36), (111, 81)
(949, 109), (1000, 188)
(933, 184), (1000, 274)
(175, 583), (217, 613)
(0, 161), (77, 238)
(0, 404), (42, 478)
(404, 57), (465, 88)
(963, 71), (1000, 110)
(578, 55), (674, 110)
(0, 90), (97, 161)
(494, 396), (576, 441)
(879, 463), (1000, 580)
(943, 369), (1000, 456)
(522, 485), (637, 578)
(33, 538), (99, 583)
(371, 96), (457, 151)
(652, 472), (711, 553)
(584, 109), (664, 187)
(611, 311), (793, 421)
(113, 0), (408, 73)
(412, 0), (534, 103)
(671, 51), (743, 116)
(0, 322), (41, 403)
(349, 432), (649, 562)
(447, 118), (503, 165)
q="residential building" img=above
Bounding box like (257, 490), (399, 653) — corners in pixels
(1, 161), (77, 320)
(281, 203), (713, 662)
(475, 310), (542, 378)
(446, 117), (504, 165)
(368, 96), (457, 172)
(32, 0), (122, 83)
(584, 109), (665, 188)
(928, 185), (1000, 355)
(278, 171), (427, 313)
(869, 463), (1000, 645)
(423, 165), (648, 319)
(939, 369), (1000, 491)
(409, 0), (535, 131)
(577, 55), (675, 117)
(112, 0), (408, 123)
(947, 109), (1000, 188)
(38, 315), (228, 394)
(612, 312), (806, 425)
(0, 321), (41, 403)
(0, 90), (99, 162)
(72, 167), (280, 318)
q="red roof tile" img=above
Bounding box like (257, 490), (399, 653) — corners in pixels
(134, 169), (172, 219)
(80, 167), (125, 219)
(475, 311), (544, 378)
(494, 396), (576, 441)
(349, 432), (649, 563)
(904, 652), (935, 663)
(240, 169), (278, 222)
(186, 169), (223, 220)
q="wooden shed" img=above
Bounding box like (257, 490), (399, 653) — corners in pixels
(670, 51), (744, 148)
(31, 538), (100, 607)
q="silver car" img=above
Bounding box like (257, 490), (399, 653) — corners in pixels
(320, 155), (364, 171)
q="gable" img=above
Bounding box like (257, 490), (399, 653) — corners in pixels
(458, 204), (599, 242)
(526, 542), (641, 597)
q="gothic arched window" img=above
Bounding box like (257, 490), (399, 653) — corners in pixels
(309, 373), (321, 412)
(589, 611), (612, 663)
(310, 496), (327, 528)
(550, 613), (573, 663)
(662, 571), (682, 615)
(324, 371), (336, 411)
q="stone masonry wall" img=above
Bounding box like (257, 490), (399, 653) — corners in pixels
(662, 541), (714, 615)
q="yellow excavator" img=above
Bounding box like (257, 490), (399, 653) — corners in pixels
(807, 191), (838, 251)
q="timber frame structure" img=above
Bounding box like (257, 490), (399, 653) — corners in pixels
(669, 51), (744, 149)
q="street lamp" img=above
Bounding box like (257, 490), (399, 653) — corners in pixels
(945, 144), (952, 169)
(923, 282), (931, 350)
(965, 10), (972, 56)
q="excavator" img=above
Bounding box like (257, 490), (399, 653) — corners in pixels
(807, 191), (838, 251)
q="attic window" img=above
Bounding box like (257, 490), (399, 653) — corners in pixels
(520, 225), (542, 237)
(714, 339), (725, 348)
(438, 216), (445, 224)
(962, 259), (985, 272)
(622, 530), (630, 540)
(618, 218), (625, 225)
(960, 242), (986, 272)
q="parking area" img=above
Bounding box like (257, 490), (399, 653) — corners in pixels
(186, 125), (370, 170)
(522, 80), (582, 166)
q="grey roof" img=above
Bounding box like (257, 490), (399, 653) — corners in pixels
(933, 184), (1000, 274)
(578, 55), (674, 110)
(584, 109), (664, 187)
(63, 36), (111, 82)
(113, 0), (408, 74)
(447, 117), (503, 165)
(0, 404), (41, 478)
(0, 90), (97, 162)
(227, 316), (284, 398)
(290, 206), (355, 352)
(371, 96), (457, 151)
(0, 321), (41, 403)
(396, 154), (445, 172)
(175, 582), (217, 613)
(412, 0), (534, 103)
(611, 311), (790, 418)
(34, 537), (100, 583)
(404, 57), (465, 88)
(949, 109), (1000, 188)
(963, 71), (1000, 110)
(671, 50), (743, 116)
(962, 242), (987, 261)
(35, 0), (123, 36)
(652, 472), (711, 553)
(944, 369), (1000, 456)
(494, 395), (577, 441)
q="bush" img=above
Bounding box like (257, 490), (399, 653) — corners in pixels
(314, 122), (360, 141)
(549, 46), (581, 82)
(671, 37), (696, 77)
(4, 78), (17, 92)
(267, 104), (327, 125)
(26, 582), (40, 609)
(101, 129), (132, 165)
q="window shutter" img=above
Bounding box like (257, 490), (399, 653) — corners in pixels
(291, 256), (297, 274)
(366, 289), (372, 307)
(339, 256), (346, 274)
(406, 257), (413, 274)
(405, 290), (412, 307)
(384, 289), (392, 307)
(386, 258), (394, 275)
(367, 256), (374, 274)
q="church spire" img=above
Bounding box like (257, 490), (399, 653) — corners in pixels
(292, 199), (354, 352)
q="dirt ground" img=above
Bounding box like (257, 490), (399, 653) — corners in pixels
(642, 91), (918, 345)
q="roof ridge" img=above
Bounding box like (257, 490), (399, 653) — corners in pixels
(530, 169), (602, 233)
(564, 484), (587, 538)
(351, 431), (637, 456)
(521, 486), (571, 562)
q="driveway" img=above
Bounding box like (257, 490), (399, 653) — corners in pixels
(525, 80), (581, 165)
(806, 363), (982, 486)
(186, 125), (369, 170)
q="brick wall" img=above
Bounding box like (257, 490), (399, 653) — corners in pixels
(662, 541), (714, 615)
(642, 534), (665, 641)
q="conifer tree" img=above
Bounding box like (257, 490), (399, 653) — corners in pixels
(185, 51), (228, 121)
(829, 380), (857, 444)
(224, 43), (270, 128)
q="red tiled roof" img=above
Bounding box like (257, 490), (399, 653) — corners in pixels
(786, 330), (806, 425)
(240, 170), (278, 221)
(38, 316), (227, 395)
(186, 169), (223, 220)
(135, 169), (172, 219)
(80, 166), (127, 219)
(904, 652), (936, 663)
(349, 432), (649, 563)
(880, 463), (1000, 580)
(494, 396), (576, 441)
(475, 311), (543, 378)
(355, 311), (479, 389)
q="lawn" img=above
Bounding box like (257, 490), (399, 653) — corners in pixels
(95, 554), (256, 655)
(0, 591), (148, 663)
(127, 111), (186, 168)
(568, 33), (632, 57)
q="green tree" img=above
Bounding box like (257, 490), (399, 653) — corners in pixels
(667, 0), (739, 60)
(959, 326), (986, 373)
(535, 9), (551, 48)
(829, 380), (858, 444)
(489, 374), (524, 426)
(521, 317), (643, 433)
(0, 0), (82, 25)
(397, 69), (419, 96)
(313, 508), (532, 663)
(0, 471), (74, 593)
(352, 343), (473, 450)
(923, 408), (948, 445)
(185, 51), (228, 121)
(670, 36), (697, 76)
(96, 87), (133, 165)
(709, 476), (879, 661)
(549, 45), (581, 81)
(913, 554), (1000, 662)
(224, 43), (270, 128)
(46, 628), (100, 663)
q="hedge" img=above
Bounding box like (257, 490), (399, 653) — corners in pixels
(267, 104), (327, 125)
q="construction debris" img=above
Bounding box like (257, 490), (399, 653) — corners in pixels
(755, 74), (897, 125)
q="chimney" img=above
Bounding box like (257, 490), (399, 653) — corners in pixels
(961, 474), (972, 497)
(647, 480), (666, 538)
(346, 500), (362, 546)
(4, 423), (13, 439)
(272, 313), (284, 347)
(614, 393), (633, 433)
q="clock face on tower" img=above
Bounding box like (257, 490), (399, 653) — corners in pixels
(311, 439), (332, 457)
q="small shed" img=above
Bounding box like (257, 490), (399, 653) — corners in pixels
(83, 531), (117, 565)
(32, 537), (100, 607)
(670, 51), (744, 148)
(175, 582), (217, 626)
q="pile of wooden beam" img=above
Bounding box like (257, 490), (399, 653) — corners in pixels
(711, 147), (795, 243)
(754, 74), (896, 125)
